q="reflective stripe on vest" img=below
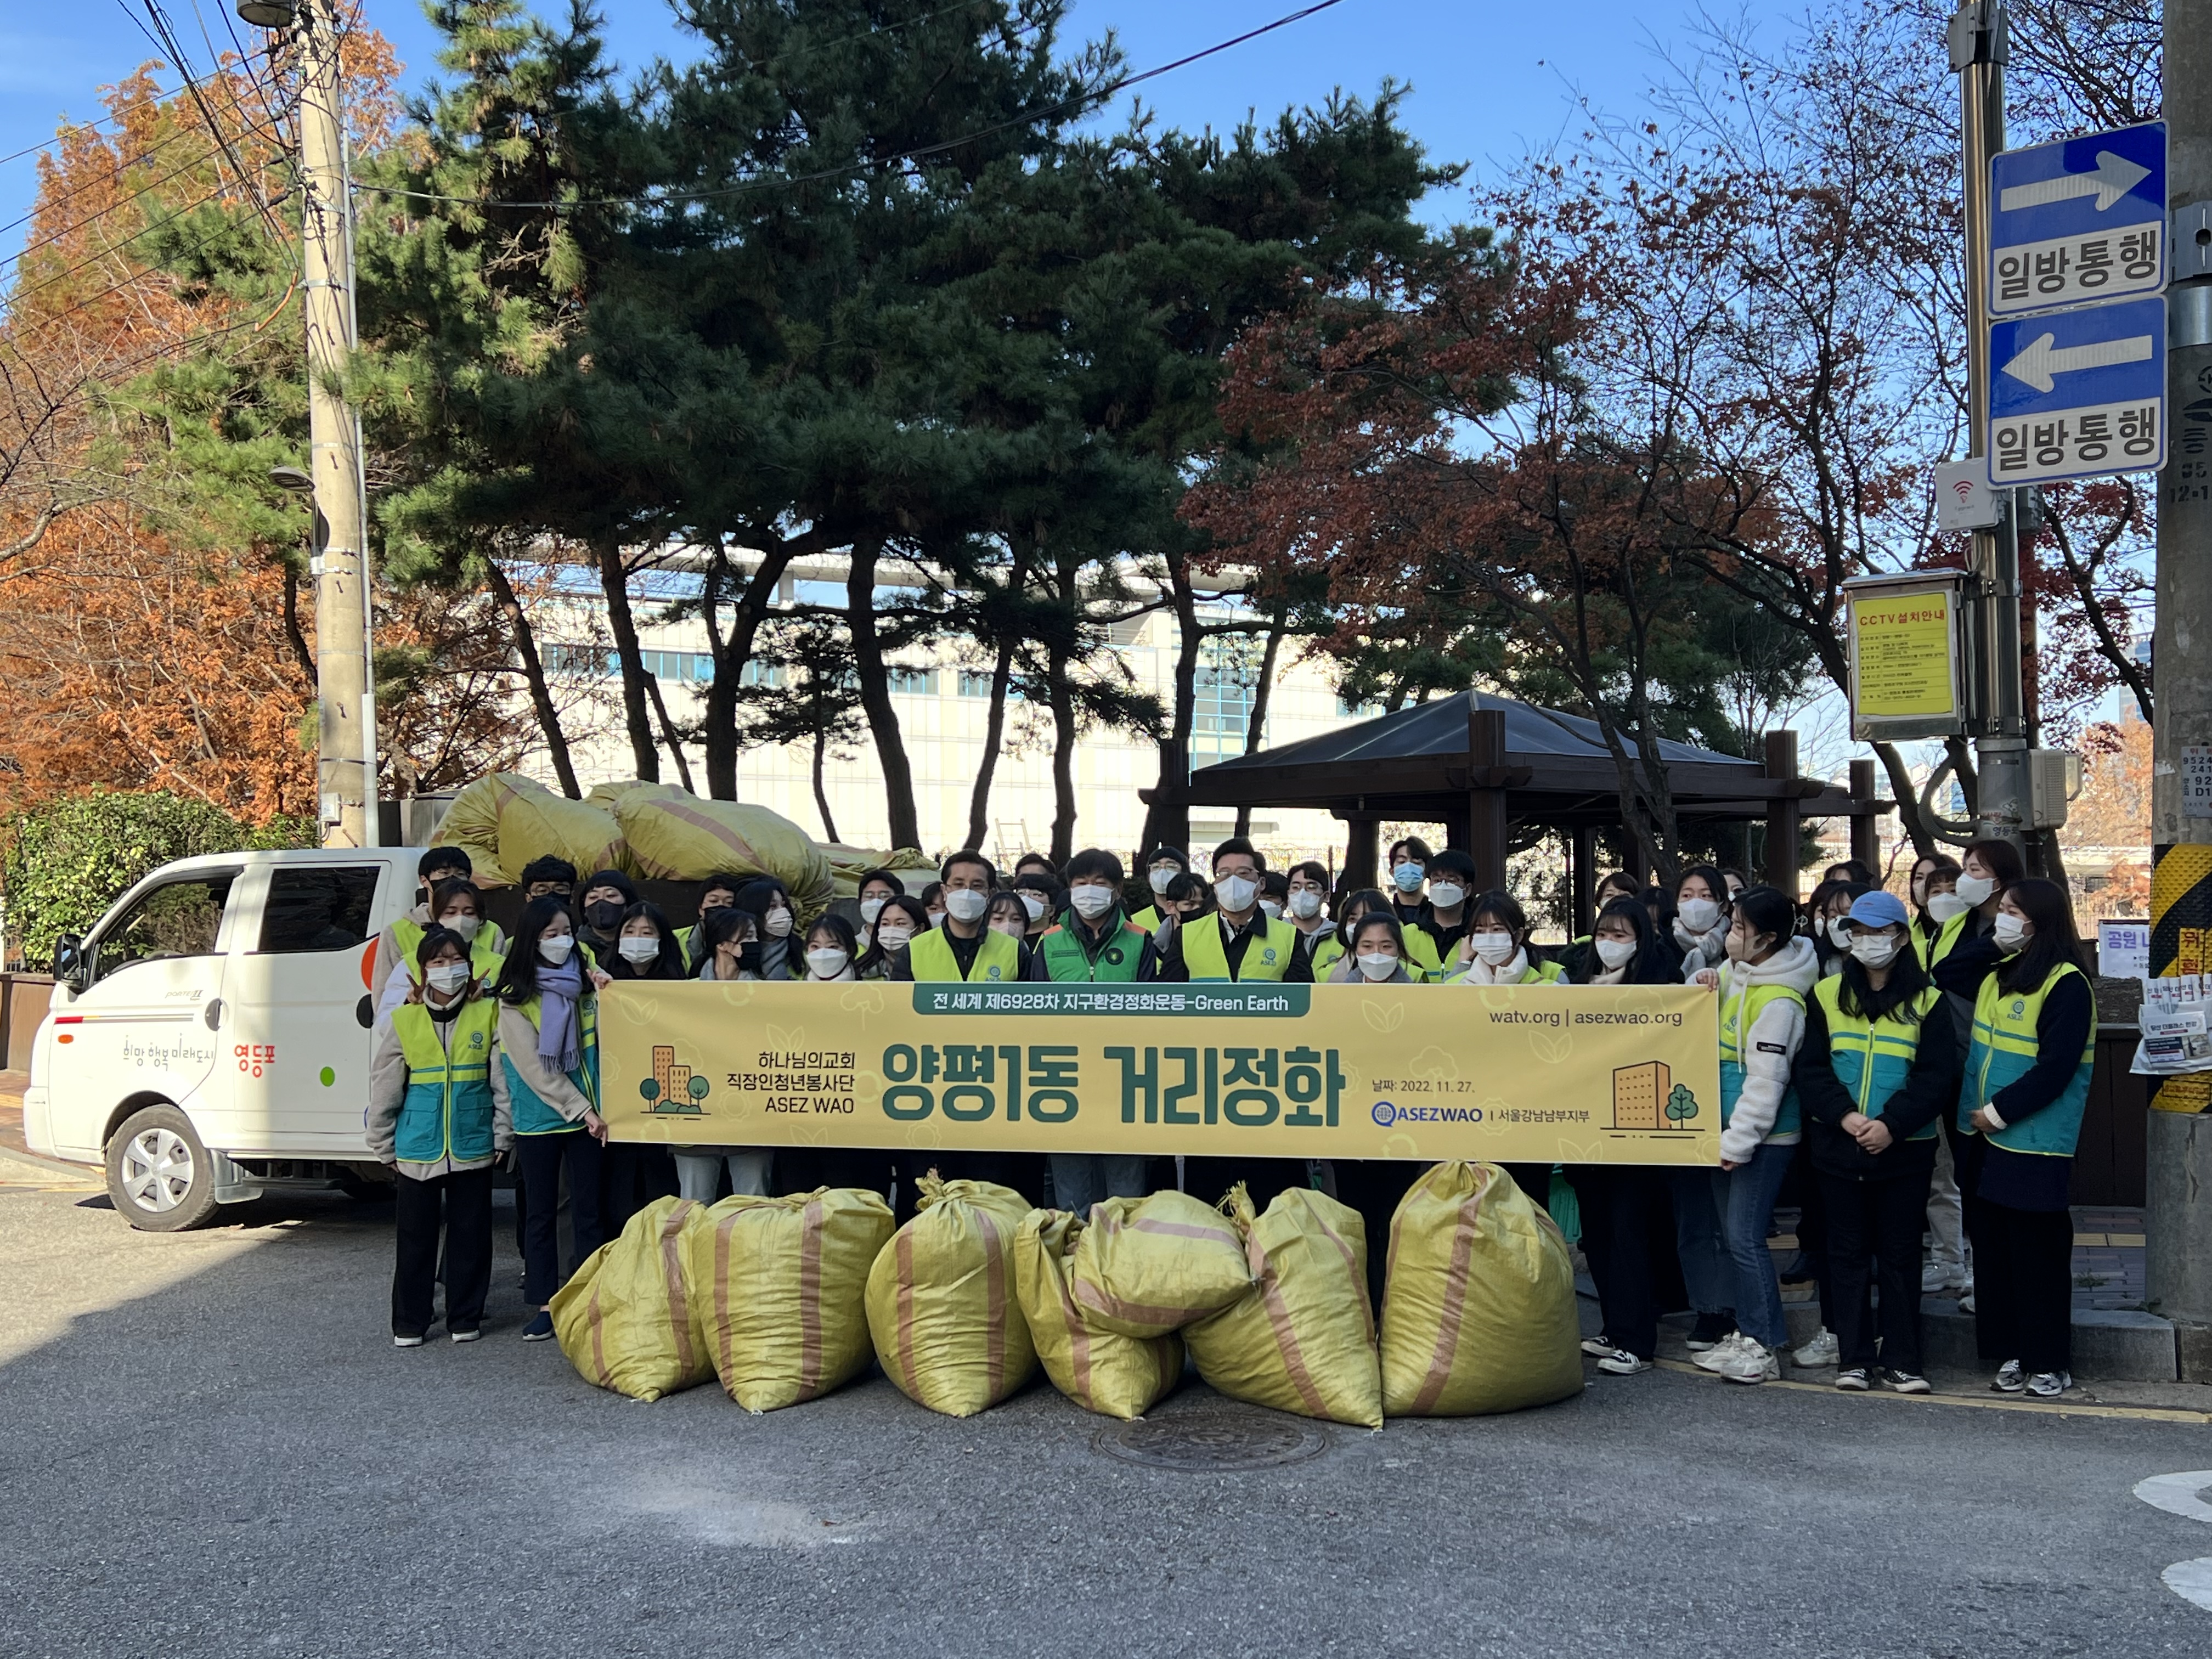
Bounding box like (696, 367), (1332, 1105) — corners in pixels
(1183, 915), (1296, 982)
(503, 992), (600, 1136)
(907, 926), (1022, 983)
(1719, 977), (1803, 1139)
(1039, 921), (1147, 982)
(1957, 961), (2096, 1156)
(1813, 978), (1942, 1139)
(391, 998), (499, 1164)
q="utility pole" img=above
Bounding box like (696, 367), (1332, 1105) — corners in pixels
(1950, 0), (2028, 855)
(250, 0), (376, 847)
(2148, 0), (2212, 1379)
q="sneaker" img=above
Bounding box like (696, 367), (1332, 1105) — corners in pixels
(1792, 1328), (1840, 1369)
(449, 1327), (482, 1344)
(1716, 1340), (1780, 1385)
(1580, 1333), (1616, 1357)
(522, 1311), (555, 1342)
(1878, 1367), (1932, 1394)
(1959, 1289), (1976, 1314)
(1694, 1331), (1752, 1373)
(393, 1333), (425, 1349)
(1686, 1311), (1735, 1351)
(1921, 1263), (1965, 1294)
(1991, 1359), (2024, 1394)
(1833, 1367), (1871, 1391)
(2025, 1370), (2073, 1398)
(1595, 1347), (1653, 1375)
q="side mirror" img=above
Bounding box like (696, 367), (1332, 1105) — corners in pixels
(52, 934), (87, 991)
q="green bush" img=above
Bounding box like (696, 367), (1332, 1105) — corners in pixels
(1, 792), (315, 972)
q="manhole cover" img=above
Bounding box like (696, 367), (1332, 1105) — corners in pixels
(1094, 1411), (1332, 1471)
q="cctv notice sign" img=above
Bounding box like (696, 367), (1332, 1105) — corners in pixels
(1847, 578), (1965, 740)
(599, 981), (1721, 1167)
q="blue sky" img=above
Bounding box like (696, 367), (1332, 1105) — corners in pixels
(0, 0), (1799, 264)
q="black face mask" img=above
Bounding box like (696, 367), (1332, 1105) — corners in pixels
(585, 900), (625, 931)
(738, 943), (765, 974)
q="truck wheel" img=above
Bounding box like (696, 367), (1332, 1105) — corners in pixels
(334, 1164), (396, 1202)
(106, 1105), (223, 1232)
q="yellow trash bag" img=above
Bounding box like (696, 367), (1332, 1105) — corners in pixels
(687, 1188), (895, 1412)
(823, 845), (935, 902)
(1067, 1189), (1253, 1339)
(614, 788), (834, 915)
(431, 775), (513, 886)
(550, 1197), (715, 1402)
(444, 772), (628, 883)
(1184, 1184), (1383, 1429)
(1015, 1210), (1183, 1420)
(864, 1176), (1036, 1417)
(1380, 1162), (1584, 1417)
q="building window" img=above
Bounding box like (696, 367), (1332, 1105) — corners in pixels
(639, 648), (713, 684)
(957, 670), (996, 698)
(887, 668), (935, 696)
(1191, 637), (1262, 769)
(542, 644), (610, 677)
(740, 659), (782, 690)
(1336, 692), (1380, 719)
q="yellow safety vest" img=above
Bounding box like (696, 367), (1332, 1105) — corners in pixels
(907, 926), (1022, 983)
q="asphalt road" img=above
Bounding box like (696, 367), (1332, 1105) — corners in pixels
(2, 1176), (2209, 1659)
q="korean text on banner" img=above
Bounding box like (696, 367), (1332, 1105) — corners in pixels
(597, 981), (1722, 1167)
(1851, 590), (1956, 720)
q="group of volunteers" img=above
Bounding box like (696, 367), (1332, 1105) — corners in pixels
(362, 831), (2097, 1405)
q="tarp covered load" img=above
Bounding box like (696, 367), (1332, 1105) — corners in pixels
(1380, 1162), (1583, 1417)
(435, 772), (627, 887)
(1014, 1210), (1183, 1420)
(613, 785), (836, 916)
(822, 845), (937, 904)
(1184, 1184), (1383, 1430)
(865, 1176), (1036, 1417)
(550, 1196), (715, 1402)
(1067, 1189), (1253, 1339)
(689, 1188), (895, 1412)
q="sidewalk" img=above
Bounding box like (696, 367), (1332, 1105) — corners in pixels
(0, 1069), (95, 1182)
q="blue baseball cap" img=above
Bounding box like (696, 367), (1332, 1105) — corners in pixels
(1848, 891), (1909, 930)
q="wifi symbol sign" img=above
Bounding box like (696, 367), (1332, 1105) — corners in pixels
(1936, 461), (1991, 525)
(1951, 479), (1977, 506)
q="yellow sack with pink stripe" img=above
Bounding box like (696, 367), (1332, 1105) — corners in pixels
(1379, 1161), (1583, 1417)
(1184, 1184), (1382, 1429)
(1015, 1210), (1183, 1420)
(865, 1176), (1036, 1417)
(689, 1188), (895, 1412)
(1066, 1189), (1253, 1339)
(549, 1196), (715, 1402)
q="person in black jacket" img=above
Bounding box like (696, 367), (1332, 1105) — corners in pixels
(1793, 891), (1964, 1392)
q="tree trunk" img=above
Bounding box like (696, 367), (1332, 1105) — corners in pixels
(1047, 643), (1078, 866)
(1139, 549), (1202, 857)
(701, 540), (800, 799)
(280, 558), (316, 689)
(811, 722), (839, 843)
(484, 557), (580, 798)
(1232, 614), (1288, 841)
(594, 534), (658, 783)
(1946, 736), (1981, 822)
(846, 536), (921, 850)
(963, 543), (1034, 852)
(645, 672), (695, 793)
(1871, 740), (1937, 860)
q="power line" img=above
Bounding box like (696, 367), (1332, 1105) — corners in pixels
(133, 0), (295, 247)
(354, 0), (1351, 212)
(2, 179), (281, 320)
(0, 46), (274, 173)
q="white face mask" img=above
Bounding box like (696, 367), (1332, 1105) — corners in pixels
(1677, 897), (1720, 934)
(1215, 873), (1258, 913)
(876, 924), (913, 950)
(1288, 889), (1323, 920)
(1992, 911), (2030, 951)
(763, 906), (794, 938)
(426, 962), (470, 995)
(1470, 930), (1517, 966)
(441, 914), (482, 943)
(989, 919), (1026, 939)
(805, 947), (849, 978)
(1356, 951), (1399, 980)
(618, 935), (659, 965)
(1827, 917), (1853, 949)
(1927, 892), (1968, 924)
(1390, 862), (1424, 893)
(538, 933), (575, 965)
(1850, 932), (1902, 968)
(1954, 872), (1996, 907)
(860, 898), (886, 926)
(1428, 882), (1466, 911)
(927, 910), (947, 928)
(1148, 866), (1179, 895)
(1594, 936), (1637, 969)
(945, 888), (989, 924)
(1069, 883), (1116, 919)
(1019, 893), (1047, 922)
(1259, 899), (1284, 919)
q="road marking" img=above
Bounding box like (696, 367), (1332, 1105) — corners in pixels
(1655, 1358), (2212, 1424)
(2132, 1470), (2212, 1616)
(2166, 1560), (2212, 1613)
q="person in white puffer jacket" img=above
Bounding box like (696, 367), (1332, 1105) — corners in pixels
(1685, 885), (1819, 1385)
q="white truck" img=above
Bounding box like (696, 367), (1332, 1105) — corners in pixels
(22, 848), (428, 1229)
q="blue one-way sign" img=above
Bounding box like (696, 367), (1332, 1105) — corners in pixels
(1989, 121), (2166, 315)
(1987, 295), (2166, 484)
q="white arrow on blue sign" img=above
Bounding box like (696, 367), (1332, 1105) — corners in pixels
(1987, 294), (2166, 485)
(1989, 121), (2166, 316)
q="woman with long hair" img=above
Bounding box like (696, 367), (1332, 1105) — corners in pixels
(857, 895), (928, 979)
(732, 878), (803, 979)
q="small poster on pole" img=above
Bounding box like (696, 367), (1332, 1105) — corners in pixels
(1846, 572), (1969, 741)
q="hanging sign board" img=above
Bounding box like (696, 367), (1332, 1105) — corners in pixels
(1846, 571), (1969, 741)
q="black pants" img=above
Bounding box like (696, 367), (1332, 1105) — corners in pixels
(600, 1141), (676, 1236)
(393, 1166), (493, 1338)
(1502, 1163), (1555, 1215)
(1182, 1157), (1309, 1213)
(516, 1131), (604, 1306)
(1566, 1164), (1666, 1360)
(1819, 1164), (1934, 1372)
(1785, 1143), (1838, 1330)
(1974, 1198), (2074, 1375)
(1329, 1160), (1422, 1312)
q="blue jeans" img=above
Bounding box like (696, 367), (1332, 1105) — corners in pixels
(1712, 1142), (1796, 1349)
(1048, 1154), (1150, 1217)
(1669, 1166), (1733, 1317)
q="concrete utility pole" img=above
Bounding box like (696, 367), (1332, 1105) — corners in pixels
(1950, 1), (2029, 854)
(287, 0), (377, 848)
(2148, 0), (2212, 1378)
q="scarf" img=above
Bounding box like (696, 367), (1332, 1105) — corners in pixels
(1461, 947), (1530, 985)
(535, 956), (586, 1074)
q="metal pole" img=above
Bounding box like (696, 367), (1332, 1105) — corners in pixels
(2148, 0), (2212, 1376)
(297, 0), (373, 849)
(1950, 0), (2028, 853)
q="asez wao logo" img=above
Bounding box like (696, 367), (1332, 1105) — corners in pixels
(641, 1044), (711, 1115)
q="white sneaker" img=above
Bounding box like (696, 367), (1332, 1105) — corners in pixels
(1992, 1359), (2024, 1393)
(1791, 1328), (1840, 1368)
(1716, 1340), (1781, 1385)
(1959, 1289), (1977, 1314)
(1921, 1263), (1965, 1293)
(1694, 1331), (1751, 1373)
(1580, 1333), (1616, 1357)
(1595, 1347), (1652, 1375)
(2025, 1370), (2073, 1398)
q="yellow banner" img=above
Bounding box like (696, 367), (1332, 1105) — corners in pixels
(1851, 589), (1957, 719)
(600, 981), (1720, 1167)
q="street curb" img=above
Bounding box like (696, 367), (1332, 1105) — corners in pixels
(0, 1142), (99, 1183)
(1923, 1298), (2177, 1382)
